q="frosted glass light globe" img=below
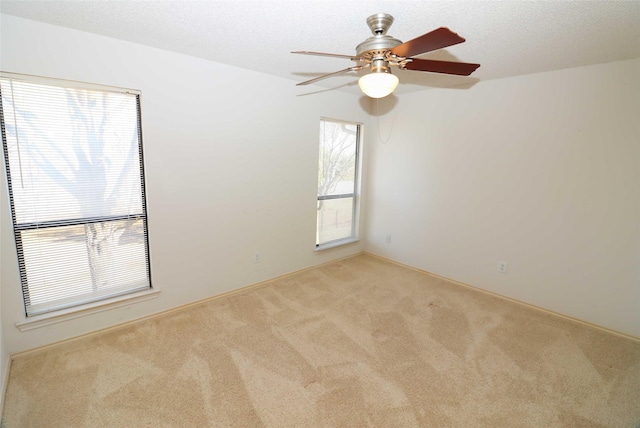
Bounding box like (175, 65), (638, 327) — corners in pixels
(358, 72), (399, 98)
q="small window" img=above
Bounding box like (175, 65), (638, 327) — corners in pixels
(0, 73), (152, 317)
(316, 118), (361, 248)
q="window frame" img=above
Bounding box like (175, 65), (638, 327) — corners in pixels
(0, 72), (153, 318)
(315, 117), (363, 250)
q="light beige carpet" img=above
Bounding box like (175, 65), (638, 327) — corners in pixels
(2, 254), (640, 427)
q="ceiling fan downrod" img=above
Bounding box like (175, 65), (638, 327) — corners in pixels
(355, 13), (403, 58)
(367, 13), (394, 35)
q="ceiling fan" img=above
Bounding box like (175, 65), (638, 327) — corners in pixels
(292, 13), (480, 98)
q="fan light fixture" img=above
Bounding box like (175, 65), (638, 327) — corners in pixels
(358, 71), (399, 98)
(358, 58), (399, 98)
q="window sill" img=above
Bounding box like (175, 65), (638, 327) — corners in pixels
(315, 237), (359, 252)
(15, 288), (161, 332)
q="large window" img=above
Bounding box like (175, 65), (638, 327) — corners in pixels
(0, 73), (151, 317)
(316, 118), (361, 248)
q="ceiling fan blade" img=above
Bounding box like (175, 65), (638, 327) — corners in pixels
(391, 27), (465, 58)
(291, 51), (360, 60)
(296, 66), (362, 86)
(403, 58), (480, 76)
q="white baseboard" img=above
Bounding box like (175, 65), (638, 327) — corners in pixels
(365, 252), (640, 343)
(0, 354), (11, 422)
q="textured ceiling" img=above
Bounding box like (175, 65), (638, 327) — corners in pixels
(1, 0), (640, 95)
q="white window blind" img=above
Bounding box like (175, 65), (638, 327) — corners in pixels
(0, 73), (151, 316)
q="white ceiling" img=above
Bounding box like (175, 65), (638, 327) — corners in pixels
(1, 0), (639, 95)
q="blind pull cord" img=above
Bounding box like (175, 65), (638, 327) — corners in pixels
(8, 80), (26, 188)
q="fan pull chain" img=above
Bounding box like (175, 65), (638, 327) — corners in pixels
(376, 98), (395, 144)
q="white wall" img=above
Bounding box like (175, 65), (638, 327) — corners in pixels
(365, 58), (640, 337)
(0, 15), (369, 353)
(0, 167), (6, 411)
(0, 13), (10, 411)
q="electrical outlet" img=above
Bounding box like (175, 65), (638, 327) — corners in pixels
(498, 261), (508, 274)
(254, 251), (261, 264)
(385, 234), (392, 243)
